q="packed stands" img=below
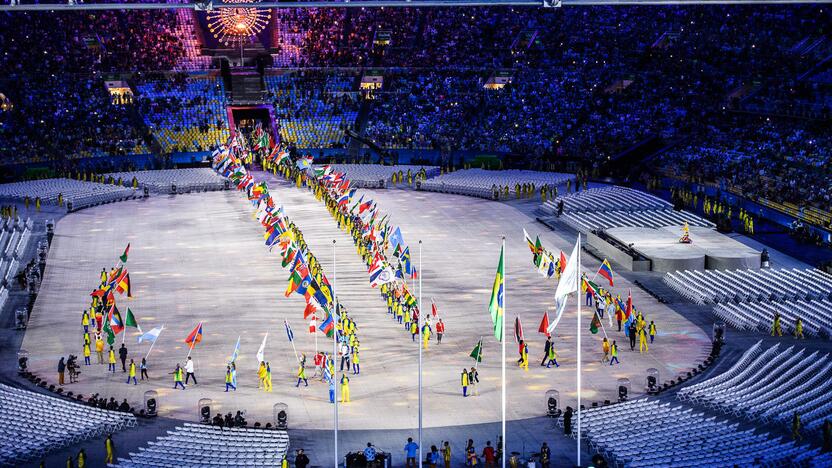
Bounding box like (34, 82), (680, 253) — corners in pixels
(572, 398), (828, 467)
(266, 71), (359, 148)
(134, 73), (229, 153)
(104, 168), (227, 194)
(0, 383), (137, 466)
(421, 169), (571, 199)
(678, 342), (832, 432)
(324, 164), (440, 187)
(0, 179), (138, 211)
(115, 423), (289, 467)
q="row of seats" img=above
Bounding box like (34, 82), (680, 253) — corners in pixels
(0, 217), (32, 260)
(558, 208), (715, 233)
(114, 423), (289, 467)
(678, 342), (832, 432)
(713, 298), (832, 338)
(325, 164), (440, 184)
(0, 383), (137, 466)
(420, 169), (571, 199)
(0, 179), (138, 211)
(664, 267), (832, 305)
(543, 186), (671, 214)
(103, 168), (227, 194)
(573, 398), (829, 467)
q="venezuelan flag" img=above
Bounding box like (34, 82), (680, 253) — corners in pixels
(489, 245), (505, 342)
(598, 259), (614, 287)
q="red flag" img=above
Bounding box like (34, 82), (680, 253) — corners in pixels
(308, 318), (317, 334)
(303, 301), (317, 320)
(514, 317), (524, 344)
(559, 251), (567, 273)
(430, 298), (438, 317)
(538, 311), (550, 337)
(185, 322), (203, 348)
(625, 289), (633, 319)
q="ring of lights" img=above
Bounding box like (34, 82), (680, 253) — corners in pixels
(206, 0), (271, 46)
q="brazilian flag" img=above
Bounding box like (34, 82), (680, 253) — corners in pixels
(489, 245), (505, 342)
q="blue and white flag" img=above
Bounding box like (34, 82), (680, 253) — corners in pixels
(137, 326), (163, 344)
(229, 335), (241, 364)
(284, 319), (294, 342)
(389, 227), (404, 252)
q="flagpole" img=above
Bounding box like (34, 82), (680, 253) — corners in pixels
(332, 239), (339, 468)
(286, 318), (300, 364)
(501, 236), (506, 468)
(576, 234), (582, 467)
(418, 240), (423, 468)
(144, 325), (164, 361)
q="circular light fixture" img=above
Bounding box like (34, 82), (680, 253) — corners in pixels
(206, 0), (271, 47)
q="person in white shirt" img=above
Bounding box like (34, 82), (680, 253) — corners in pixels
(185, 356), (197, 385)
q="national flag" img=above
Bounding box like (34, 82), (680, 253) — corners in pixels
(229, 335), (241, 363)
(514, 317), (524, 344)
(389, 227), (404, 252)
(523, 228), (536, 254)
(303, 301), (317, 320)
(589, 313), (601, 334)
(430, 298), (438, 317)
(119, 243), (130, 263)
(582, 278), (600, 298)
(296, 156), (313, 170)
(108, 305), (124, 335)
(469, 339), (483, 363)
(107, 266), (123, 285)
(534, 236), (543, 267)
(284, 319), (294, 342)
(488, 245), (505, 342)
(103, 316), (115, 345)
(598, 259), (614, 287)
(319, 313), (334, 338)
(256, 332), (269, 363)
(116, 272), (131, 297)
(625, 289), (633, 319)
(137, 326), (163, 344)
(369, 265), (395, 288)
(548, 238), (580, 334)
(124, 308), (141, 333)
(538, 311), (550, 337)
(559, 251), (567, 273)
(185, 322), (204, 348)
(308, 318), (317, 334)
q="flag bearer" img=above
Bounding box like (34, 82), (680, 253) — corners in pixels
(225, 366), (236, 392)
(296, 363), (308, 387)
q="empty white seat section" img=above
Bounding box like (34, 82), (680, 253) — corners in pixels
(0, 383), (137, 466)
(573, 397), (822, 467)
(0, 178), (137, 211)
(104, 168), (227, 194)
(421, 169), (571, 199)
(114, 423), (289, 467)
(322, 164), (440, 188)
(664, 268), (832, 338)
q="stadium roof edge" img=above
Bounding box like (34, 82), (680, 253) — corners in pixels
(1, 0), (831, 11)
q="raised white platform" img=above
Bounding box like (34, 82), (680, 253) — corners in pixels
(606, 226), (761, 272)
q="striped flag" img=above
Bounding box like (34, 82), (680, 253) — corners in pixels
(284, 319), (294, 342)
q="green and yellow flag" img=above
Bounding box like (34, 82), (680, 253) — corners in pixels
(489, 245), (505, 342)
(469, 339), (483, 363)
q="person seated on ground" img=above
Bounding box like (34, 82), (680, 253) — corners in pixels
(224, 412), (234, 428)
(212, 413), (224, 427)
(107, 397), (118, 411)
(88, 393), (98, 406)
(118, 399), (130, 412)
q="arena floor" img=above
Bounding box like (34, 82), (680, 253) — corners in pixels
(21, 173), (711, 430)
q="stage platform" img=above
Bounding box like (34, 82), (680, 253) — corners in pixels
(21, 174), (710, 430)
(606, 226), (761, 272)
